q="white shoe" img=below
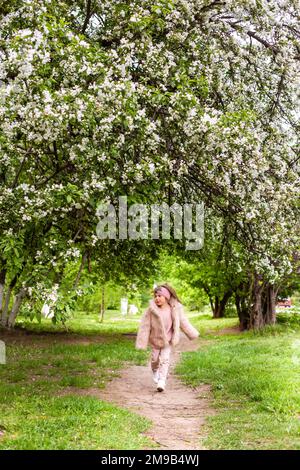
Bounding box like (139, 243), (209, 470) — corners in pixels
(157, 379), (165, 392)
(152, 370), (160, 384)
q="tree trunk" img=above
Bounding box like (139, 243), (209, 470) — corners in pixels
(0, 269), (6, 319)
(7, 288), (27, 329)
(262, 283), (278, 325)
(1, 285), (13, 327)
(249, 272), (277, 329)
(213, 290), (232, 318)
(73, 252), (88, 288)
(208, 295), (214, 314)
(1, 274), (19, 327)
(99, 286), (105, 323)
(249, 272), (265, 329)
(235, 293), (250, 330)
(202, 285), (214, 314)
(212, 295), (220, 318)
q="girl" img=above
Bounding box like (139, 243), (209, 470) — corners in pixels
(135, 283), (199, 392)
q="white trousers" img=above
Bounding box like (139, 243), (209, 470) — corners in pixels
(150, 344), (172, 383)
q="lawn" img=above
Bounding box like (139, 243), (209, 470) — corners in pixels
(176, 309), (300, 449)
(1, 307), (300, 449)
(0, 309), (153, 450)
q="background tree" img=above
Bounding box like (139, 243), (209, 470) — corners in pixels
(1, 0), (299, 329)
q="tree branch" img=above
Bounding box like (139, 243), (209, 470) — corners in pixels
(82, 0), (93, 34)
(227, 21), (279, 54)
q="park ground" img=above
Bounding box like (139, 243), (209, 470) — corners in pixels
(0, 307), (300, 450)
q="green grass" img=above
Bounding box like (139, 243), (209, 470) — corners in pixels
(2, 305), (300, 449)
(190, 310), (239, 337)
(17, 309), (141, 336)
(176, 311), (300, 449)
(0, 314), (156, 449)
(0, 393), (152, 450)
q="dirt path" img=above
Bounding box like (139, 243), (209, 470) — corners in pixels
(88, 334), (216, 450)
(2, 328), (217, 449)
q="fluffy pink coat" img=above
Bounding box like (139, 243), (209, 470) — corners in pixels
(135, 297), (199, 350)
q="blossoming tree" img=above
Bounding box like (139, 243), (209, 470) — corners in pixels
(0, 0), (299, 328)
